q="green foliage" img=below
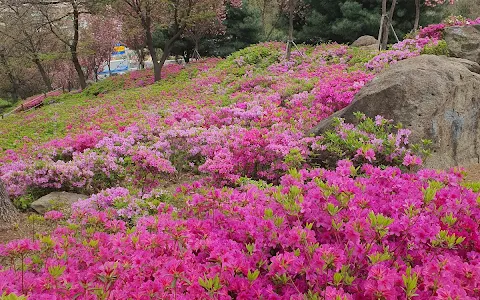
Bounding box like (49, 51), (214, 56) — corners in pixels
(284, 148), (305, 169)
(83, 78), (125, 96)
(402, 266), (419, 299)
(198, 274), (222, 295)
(432, 230), (466, 249)
(369, 211), (394, 238)
(463, 181), (480, 193)
(294, 0), (444, 44)
(0, 98), (13, 114)
(347, 47), (378, 68)
(13, 194), (35, 211)
(237, 177), (273, 189)
(0, 292), (27, 300)
(310, 112), (431, 171)
(421, 40), (449, 56)
(204, 0), (262, 57)
(218, 44), (281, 70)
(423, 181), (444, 205)
(0, 98), (11, 108)
(138, 191), (176, 215)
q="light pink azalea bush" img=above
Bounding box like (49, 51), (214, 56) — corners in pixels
(0, 43), (376, 198)
(2, 22), (480, 299)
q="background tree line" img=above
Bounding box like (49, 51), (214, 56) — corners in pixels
(0, 0), (477, 109)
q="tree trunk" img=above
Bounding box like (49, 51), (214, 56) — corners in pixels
(71, 47), (87, 89)
(194, 38), (200, 60)
(386, 0), (397, 47)
(33, 57), (53, 91)
(136, 49), (145, 69)
(0, 180), (18, 228)
(380, 0), (396, 50)
(262, 0), (267, 34)
(107, 53), (113, 77)
(94, 68), (98, 82)
(143, 15), (161, 82)
(414, 0), (420, 31)
(159, 28), (185, 79)
(286, 0), (294, 60)
(377, 0), (387, 50)
(71, 3), (86, 90)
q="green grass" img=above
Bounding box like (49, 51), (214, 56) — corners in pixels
(0, 63), (207, 154)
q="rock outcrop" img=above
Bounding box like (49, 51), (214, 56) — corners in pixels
(311, 55), (480, 169)
(444, 25), (480, 65)
(31, 192), (88, 214)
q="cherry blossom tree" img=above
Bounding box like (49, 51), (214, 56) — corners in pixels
(184, 1), (229, 58)
(121, 17), (147, 70)
(80, 15), (121, 81)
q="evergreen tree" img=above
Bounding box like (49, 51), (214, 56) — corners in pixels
(205, 1), (263, 57)
(294, 0), (444, 44)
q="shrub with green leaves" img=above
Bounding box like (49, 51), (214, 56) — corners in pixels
(310, 112), (431, 171)
(421, 40), (449, 56)
(218, 43), (282, 70)
(0, 98), (12, 114)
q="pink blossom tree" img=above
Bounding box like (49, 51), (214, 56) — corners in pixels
(80, 15), (121, 81)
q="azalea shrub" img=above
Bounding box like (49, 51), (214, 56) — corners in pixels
(366, 16), (480, 71)
(310, 112), (431, 171)
(421, 40), (449, 56)
(2, 20), (480, 300)
(0, 43), (374, 200)
(1, 163), (480, 299)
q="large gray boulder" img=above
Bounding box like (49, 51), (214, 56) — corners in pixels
(352, 35), (378, 47)
(310, 55), (480, 169)
(444, 25), (480, 65)
(31, 192), (88, 214)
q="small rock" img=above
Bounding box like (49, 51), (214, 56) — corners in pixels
(31, 192), (89, 214)
(352, 35), (378, 47)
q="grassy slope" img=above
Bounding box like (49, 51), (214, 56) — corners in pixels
(0, 43), (375, 158)
(0, 69), (198, 153)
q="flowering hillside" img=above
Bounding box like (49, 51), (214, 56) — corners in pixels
(2, 20), (480, 299)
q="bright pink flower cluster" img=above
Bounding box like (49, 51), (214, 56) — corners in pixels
(2, 163), (480, 299)
(2, 23), (480, 299)
(44, 210), (64, 221)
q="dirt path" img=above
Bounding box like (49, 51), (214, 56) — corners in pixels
(0, 212), (57, 244)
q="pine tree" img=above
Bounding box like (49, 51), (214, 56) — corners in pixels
(296, 0), (444, 44)
(205, 1), (262, 57)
